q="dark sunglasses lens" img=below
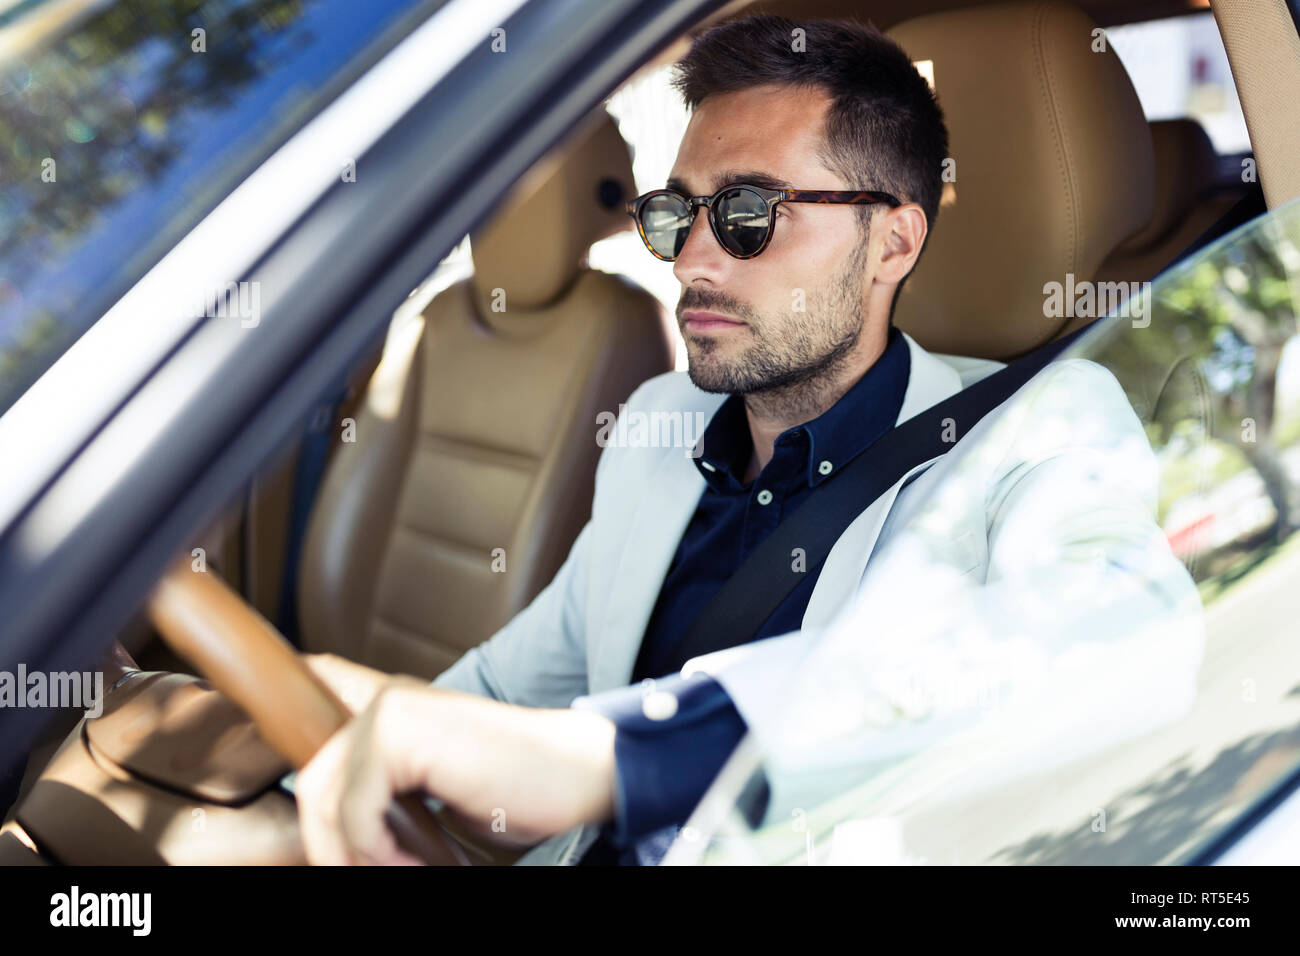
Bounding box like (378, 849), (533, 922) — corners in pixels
(639, 194), (692, 259)
(714, 187), (771, 257)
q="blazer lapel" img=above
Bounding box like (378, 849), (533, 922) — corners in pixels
(802, 333), (966, 631)
(895, 332), (967, 424)
(589, 446), (708, 694)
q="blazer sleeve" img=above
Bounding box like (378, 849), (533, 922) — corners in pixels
(687, 358), (1206, 821)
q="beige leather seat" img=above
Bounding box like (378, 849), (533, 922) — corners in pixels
(1097, 118), (1243, 285)
(296, 114), (674, 678)
(887, 0), (1155, 359)
(886, 3), (1215, 579)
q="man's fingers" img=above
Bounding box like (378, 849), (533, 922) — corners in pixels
(336, 710), (420, 866)
(297, 689), (430, 866)
(296, 728), (356, 866)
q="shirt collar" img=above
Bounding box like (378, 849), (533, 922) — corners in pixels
(691, 325), (912, 489)
(691, 393), (751, 491)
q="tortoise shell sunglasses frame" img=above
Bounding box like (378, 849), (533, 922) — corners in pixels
(625, 182), (903, 261)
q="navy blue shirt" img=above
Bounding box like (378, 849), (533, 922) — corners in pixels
(579, 327), (911, 862)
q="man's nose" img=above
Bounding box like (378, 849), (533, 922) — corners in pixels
(672, 208), (733, 287)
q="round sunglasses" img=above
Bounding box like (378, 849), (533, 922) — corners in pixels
(626, 182), (902, 261)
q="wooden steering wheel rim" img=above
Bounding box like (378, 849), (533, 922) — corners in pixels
(145, 558), (467, 865)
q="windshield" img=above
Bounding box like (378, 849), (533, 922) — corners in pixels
(0, 0), (440, 418)
(668, 198), (1300, 865)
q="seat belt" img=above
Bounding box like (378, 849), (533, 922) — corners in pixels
(1168, 182), (1264, 267)
(274, 342), (384, 641)
(275, 383), (349, 643)
(662, 321), (1099, 672)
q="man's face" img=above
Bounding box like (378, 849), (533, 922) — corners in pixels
(667, 83), (877, 396)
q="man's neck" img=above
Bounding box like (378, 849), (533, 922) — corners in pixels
(740, 333), (889, 485)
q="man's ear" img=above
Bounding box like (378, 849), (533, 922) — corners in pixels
(875, 203), (928, 286)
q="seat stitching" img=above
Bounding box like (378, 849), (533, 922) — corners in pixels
(1031, 1), (1078, 348)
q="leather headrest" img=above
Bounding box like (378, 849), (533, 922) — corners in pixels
(1114, 119), (1219, 254)
(888, 1), (1155, 359)
(470, 112), (636, 313)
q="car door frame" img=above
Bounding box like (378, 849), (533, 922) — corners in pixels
(0, 0), (727, 780)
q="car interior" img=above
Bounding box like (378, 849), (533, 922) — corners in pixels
(2, 0), (1297, 865)
(295, 113), (673, 678)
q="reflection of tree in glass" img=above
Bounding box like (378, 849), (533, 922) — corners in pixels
(0, 311), (60, 401)
(0, 0), (307, 406)
(1, 0), (305, 264)
(1178, 232), (1297, 543)
(1098, 213), (1300, 546)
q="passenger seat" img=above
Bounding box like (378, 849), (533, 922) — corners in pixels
(1097, 118), (1246, 285)
(295, 113), (674, 678)
(886, 0), (1155, 359)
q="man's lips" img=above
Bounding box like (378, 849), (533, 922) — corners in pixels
(681, 310), (746, 332)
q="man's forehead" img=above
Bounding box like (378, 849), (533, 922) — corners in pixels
(666, 86), (835, 193)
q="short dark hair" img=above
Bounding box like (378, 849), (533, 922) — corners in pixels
(673, 14), (948, 261)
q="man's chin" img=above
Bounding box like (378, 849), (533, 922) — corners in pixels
(685, 343), (782, 395)
(687, 354), (832, 398)
(686, 369), (732, 394)
(684, 355), (738, 394)
(687, 360), (768, 396)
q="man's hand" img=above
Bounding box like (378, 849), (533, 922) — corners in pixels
(294, 678), (617, 865)
(303, 653), (391, 715)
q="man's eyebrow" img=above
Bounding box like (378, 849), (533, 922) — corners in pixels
(717, 170), (795, 191)
(664, 170), (795, 195)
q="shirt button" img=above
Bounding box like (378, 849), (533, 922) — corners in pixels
(756, 489), (773, 505)
(818, 460), (833, 475)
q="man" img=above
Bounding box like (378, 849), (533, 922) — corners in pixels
(295, 14), (1200, 866)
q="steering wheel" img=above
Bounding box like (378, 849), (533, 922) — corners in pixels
(145, 558), (469, 865)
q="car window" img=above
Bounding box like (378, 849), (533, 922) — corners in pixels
(1106, 11), (1250, 156)
(590, 66), (692, 370)
(0, 0), (442, 418)
(667, 198), (1300, 866)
